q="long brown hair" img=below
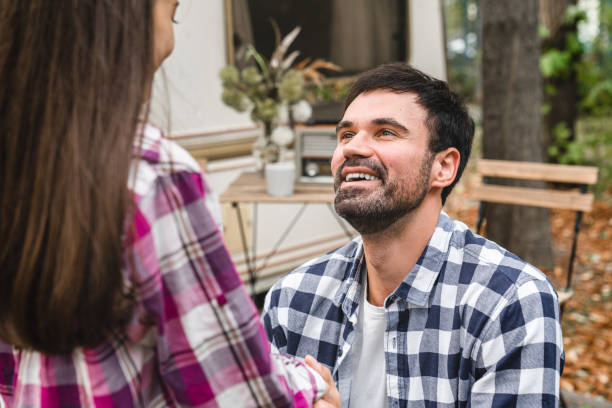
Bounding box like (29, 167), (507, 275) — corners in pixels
(0, 0), (155, 354)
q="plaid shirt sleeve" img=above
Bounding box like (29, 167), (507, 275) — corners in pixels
(469, 276), (563, 406)
(132, 158), (326, 407)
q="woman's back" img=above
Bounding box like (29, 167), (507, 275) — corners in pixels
(0, 125), (324, 407)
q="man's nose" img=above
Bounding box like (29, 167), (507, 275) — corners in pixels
(342, 131), (373, 158)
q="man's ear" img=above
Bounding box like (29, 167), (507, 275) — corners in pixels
(430, 148), (460, 188)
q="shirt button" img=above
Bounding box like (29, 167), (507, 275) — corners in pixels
(337, 348), (342, 357)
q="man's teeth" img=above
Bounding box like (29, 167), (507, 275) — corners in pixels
(345, 172), (380, 182)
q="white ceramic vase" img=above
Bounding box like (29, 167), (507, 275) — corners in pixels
(265, 161), (296, 196)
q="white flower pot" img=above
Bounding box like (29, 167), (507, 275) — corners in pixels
(265, 162), (296, 196)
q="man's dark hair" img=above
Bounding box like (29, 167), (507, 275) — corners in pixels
(344, 63), (475, 204)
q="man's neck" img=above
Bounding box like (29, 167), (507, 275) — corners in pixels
(362, 196), (442, 307)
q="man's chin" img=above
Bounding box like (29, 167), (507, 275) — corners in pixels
(334, 208), (396, 235)
(335, 184), (377, 200)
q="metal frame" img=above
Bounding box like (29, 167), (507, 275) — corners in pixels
(232, 202), (354, 295)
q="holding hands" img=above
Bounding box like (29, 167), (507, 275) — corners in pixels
(306, 355), (341, 408)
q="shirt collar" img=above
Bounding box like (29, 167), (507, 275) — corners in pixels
(393, 211), (454, 307)
(133, 123), (163, 164)
(331, 237), (365, 318)
(334, 211), (454, 311)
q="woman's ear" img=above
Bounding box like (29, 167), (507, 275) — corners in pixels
(430, 148), (460, 189)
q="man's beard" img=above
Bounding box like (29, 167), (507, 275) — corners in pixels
(333, 154), (433, 235)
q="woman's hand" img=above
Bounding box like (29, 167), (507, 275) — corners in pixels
(305, 355), (341, 408)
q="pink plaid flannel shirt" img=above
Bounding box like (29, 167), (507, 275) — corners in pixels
(0, 124), (325, 407)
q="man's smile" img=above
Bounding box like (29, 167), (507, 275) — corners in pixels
(338, 164), (384, 189)
(344, 172), (380, 182)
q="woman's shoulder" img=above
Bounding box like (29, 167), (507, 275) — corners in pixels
(136, 123), (202, 172)
(130, 123), (205, 196)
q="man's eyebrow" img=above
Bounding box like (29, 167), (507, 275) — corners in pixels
(372, 117), (408, 132)
(336, 120), (353, 133)
(335, 118), (409, 134)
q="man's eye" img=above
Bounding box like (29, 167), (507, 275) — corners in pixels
(381, 129), (395, 137)
(339, 132), (354, 140)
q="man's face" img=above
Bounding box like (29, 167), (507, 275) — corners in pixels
(331, 90), (433, 235)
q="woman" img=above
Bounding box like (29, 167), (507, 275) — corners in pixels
(0, 1), (337, 406)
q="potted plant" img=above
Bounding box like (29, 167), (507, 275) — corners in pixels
(219, 23), (339, 195)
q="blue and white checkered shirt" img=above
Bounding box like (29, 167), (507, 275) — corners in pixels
(263, 212), (564, 407)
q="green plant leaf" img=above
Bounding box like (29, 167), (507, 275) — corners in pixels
(539, 25), (550, 39)
(540, 50), (571, 78)
(545, 84), (557, 96)
(245, 45), (269, 78)
(565, 32), (583, 56)
(548, 145), (559, 157)
(553, 122), (572, 141)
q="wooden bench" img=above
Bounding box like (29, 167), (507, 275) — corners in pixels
(471, 159), (599, 306)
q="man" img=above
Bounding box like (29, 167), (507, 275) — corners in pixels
(262, 63), (564, 407)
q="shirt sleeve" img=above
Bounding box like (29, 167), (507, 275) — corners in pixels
(131, 169), (325, 407)
(469, 279), (564, 407)
(262, 285), (288, 355)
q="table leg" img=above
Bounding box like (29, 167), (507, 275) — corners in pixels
(233, 202), (257, 293)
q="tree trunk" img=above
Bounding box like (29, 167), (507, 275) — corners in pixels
(540, 0), (579, 156)
(481, 0), (554, 268)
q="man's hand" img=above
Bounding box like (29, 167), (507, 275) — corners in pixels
(305, 355), (341, 408)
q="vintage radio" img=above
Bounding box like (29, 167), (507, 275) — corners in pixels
(294, 125), (337, 183)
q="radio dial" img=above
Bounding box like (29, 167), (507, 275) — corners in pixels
(305, 162), (320, 177)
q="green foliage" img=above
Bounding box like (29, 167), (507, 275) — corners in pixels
(539, 25), (551, 39)
(252, 98), (277, 123)
(306, 77), (354, 104)
(542, 2), (612, 194)
(563, 5), (587, 26)
(219, 27), (306, 124)
(278, 70), (304, 102)
(549, 118), (612, 195)
(447, 58), (479, 101)
(582, 79), (612, 115)
(244, 45), (269, 79)
(443, 0), (481, 103)
(221, 87), (249, 112)
(219, 23), (339, 127)
(540, 49), (572, 78)
(539, 8), (586, 80)
(241, 66), (263, 86)
(576, 1), (612, 115)
(548, 123), (579, 163)
(219, 66), (239, 87)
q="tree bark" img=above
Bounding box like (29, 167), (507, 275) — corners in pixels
(481, 0), (554, 268)
(540, 0), (571, 33)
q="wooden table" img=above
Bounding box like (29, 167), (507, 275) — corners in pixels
(219, 172), (336, 203)
(219, 172), (353, 294)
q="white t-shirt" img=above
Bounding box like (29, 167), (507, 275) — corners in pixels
(348, 276), (387, 407)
